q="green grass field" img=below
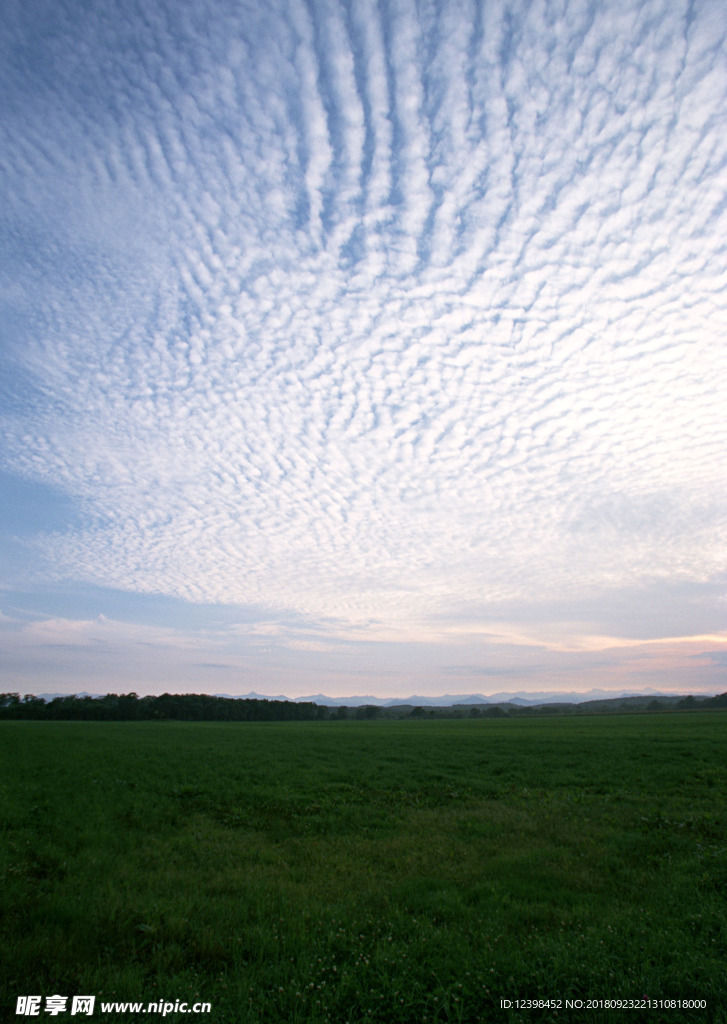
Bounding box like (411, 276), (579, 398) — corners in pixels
(1, 714), (725, 1023)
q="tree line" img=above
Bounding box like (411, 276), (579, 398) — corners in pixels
(0, 692), (327, 721)
(0, 691), (725, 721)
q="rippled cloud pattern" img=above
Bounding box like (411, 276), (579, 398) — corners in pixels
(1, 0), (726, 693)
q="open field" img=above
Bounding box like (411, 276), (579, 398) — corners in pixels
(1, 714), (725, 1023)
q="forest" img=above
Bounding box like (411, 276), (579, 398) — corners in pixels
(0, 690), (725, 721)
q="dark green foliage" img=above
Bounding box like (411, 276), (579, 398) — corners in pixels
(2, 691), (725, 722)
(0, 692), (325, 721)
(1, 715), (725, 1023)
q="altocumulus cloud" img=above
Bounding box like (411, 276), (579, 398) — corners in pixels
(1, 0), (726, 686)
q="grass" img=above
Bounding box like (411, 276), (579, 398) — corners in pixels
(1, 713), (725, 1022)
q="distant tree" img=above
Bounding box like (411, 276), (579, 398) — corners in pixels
(677, 696), (697, 709)
(483, 705), (506, 718)
(355, 704), (382, 720)
(0, 693), (21, 712)
(21, 695), (46, 718)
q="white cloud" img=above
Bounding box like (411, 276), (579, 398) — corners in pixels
(1, 0), (726, 671)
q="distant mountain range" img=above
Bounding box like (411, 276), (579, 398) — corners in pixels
(28, 687), (713, 707)
(224, 688), (703, 707)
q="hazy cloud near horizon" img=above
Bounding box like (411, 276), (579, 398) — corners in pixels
(1, 0), (726, 695)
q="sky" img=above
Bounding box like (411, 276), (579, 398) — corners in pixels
(1, 0), (726, 700)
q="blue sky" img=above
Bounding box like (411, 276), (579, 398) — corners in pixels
(1, 0), (726, 698)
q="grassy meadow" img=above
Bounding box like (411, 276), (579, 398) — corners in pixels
(1, 713), (725, 1023)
